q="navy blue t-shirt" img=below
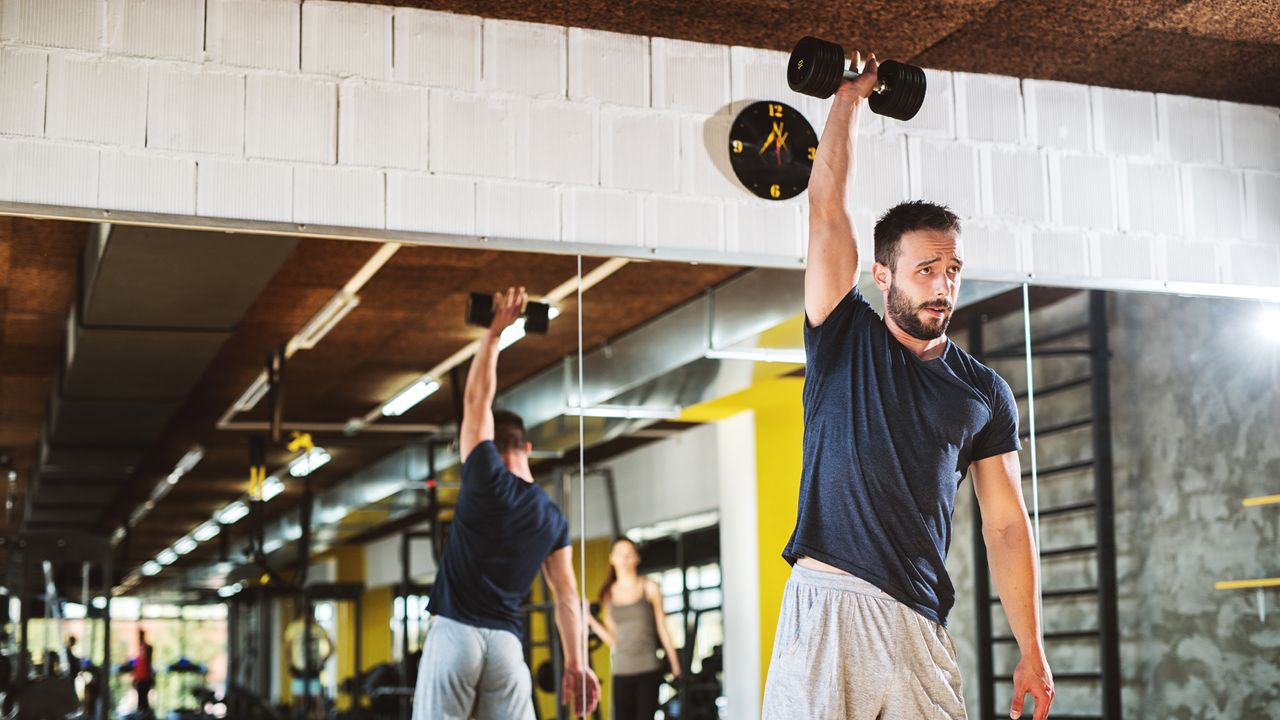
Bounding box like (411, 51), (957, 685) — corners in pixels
(783, 288), (1021, 626)
(429, 440), (570, 636)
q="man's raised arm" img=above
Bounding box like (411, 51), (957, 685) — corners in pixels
(459, 287), (525, 462)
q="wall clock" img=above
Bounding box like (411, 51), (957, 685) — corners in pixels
(728, 100), (818, 201)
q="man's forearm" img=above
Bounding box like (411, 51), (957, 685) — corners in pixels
(985, 517), (1046, 658)
(809, 94), (860, 221)
(553, 596), (586, 668)
(464, 332), (501, 409)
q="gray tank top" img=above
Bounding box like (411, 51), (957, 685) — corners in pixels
(610, 595), (662, 675)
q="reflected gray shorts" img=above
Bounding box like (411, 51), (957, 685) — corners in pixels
(412, 616), (534, 720)
(762, 564), (967, 719)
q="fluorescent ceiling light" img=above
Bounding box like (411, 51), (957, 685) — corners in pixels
(232, 372), (271, 413)
(261, 477), (285, 501)
(193, 522), (220, 542)
(174, 447), (205, 476)
(217, 583), (242, 598)
(140, 561), (162, 576)
(381, 378), (441, 417)
(288, 447), (332, 478)
(263, 537), (284, 554)
(705, 347), (806, 364)
(564, 404), (683, 420)
(216, 500), (249, 525)
(173, 537), (197, 555)
(498, 319), (527, 351)
(293, 291), (360, 351)
(155, 549), (178, 566)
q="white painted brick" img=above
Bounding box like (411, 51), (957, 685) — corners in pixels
(888, 68), (954, 139)
(482, 19), (566, 98)
(1092, 232), (1156, 281)
(206, 0), (300, 71)
(569, 28), (648, 108)
(852, 134), (910, 215)
(1164, 239), (1219, 284)
(386, 172), (474, 235)
(1118, 161), (1180, 236)
(0, 0), (102, 50)
(1091, 87), (1157, 157)
(681, 114), (741, 200)
(294, 165), (384, 228)
(392, 8), (480, 90)
(106, 0), (204, 61)
(600, 108), (678, 193)
(644, 195), (722, 252)
(1029, 229), (1090, 279)
(907, 138), (979, 218)
(981, 146), (1047, 223)
(428, 90), (514, 178)
(196, 159), (292, 222)
(1182, 165), (1243, 239)
(338, 82), (428, 170)
(0, 139), (98, 206)
(848, 210), (874, 263)
(955, 73), (1022, 143)
(1245, 171), (1280, 244)
(1226, 243), (1280, 287)
(1156, 94), (1220, 164)
(725, 201), (802, 258)
(1049, 154), (1115, 230)
(0, 48), (47, 137)
(562, 187), (642, 247)
(246, 74), (336, 164)
(651, 38), (729, 115)
(46, 54), (147, 146)
(147, 64), (244, 155)
(1221, 102), (1280, 172)
(475, 180), (559, 241)
(730, 46), (828, 134)
(521, 99), (596, 185)
(1024, 80), (1091, 152)
(301, 0), (391, 79)
(99, 151), (195, 214)
(958, 224), (1026, 278)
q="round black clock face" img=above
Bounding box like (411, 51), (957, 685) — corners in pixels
(728, 101), (818, 201)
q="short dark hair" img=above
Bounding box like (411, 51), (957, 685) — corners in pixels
(493, 409), (528, 454)
(873, 201), (962, 271)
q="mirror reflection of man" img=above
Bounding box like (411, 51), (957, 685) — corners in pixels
(133, 629), (155, 716)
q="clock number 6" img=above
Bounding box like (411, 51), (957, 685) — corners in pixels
(768, 103), (784, 118)
(770, 184), (781, 198)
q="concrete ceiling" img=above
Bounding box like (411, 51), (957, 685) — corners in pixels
(360, 0), (1280, 105)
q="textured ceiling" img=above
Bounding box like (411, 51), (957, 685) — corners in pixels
(359, 0), (1280, 105)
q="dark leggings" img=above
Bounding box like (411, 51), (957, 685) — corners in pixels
(613, 670), (663, 720)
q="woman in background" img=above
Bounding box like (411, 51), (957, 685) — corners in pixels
(588, 537), (682, 720)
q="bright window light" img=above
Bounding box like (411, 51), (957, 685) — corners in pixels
(193, 522), (220, 542)
(173, 537), (197, 556)
(381, 378), (441, 417)
(155, 549), (178, 566)
(141, 561), (162, 576)
(705, 347), (806, 364)
(261, 477), (285, 501)
(498, 319), (527, 351)
(216, 500), (250, 525)
(1260, 305), (1280, 338)
(564, 404), (683, 420)
(288, 447), (332, 478)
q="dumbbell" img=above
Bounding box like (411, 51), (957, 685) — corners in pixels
(787, 36), (927, 121)
(466, 292), (552, 334)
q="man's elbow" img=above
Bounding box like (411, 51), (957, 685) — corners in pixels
(982, 512), (1032, 547)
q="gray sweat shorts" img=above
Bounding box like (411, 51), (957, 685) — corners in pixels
(412, 616), (535, 720)
(762, 564), (967, 719)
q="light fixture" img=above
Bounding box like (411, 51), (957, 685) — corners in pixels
(261, 477), (285, 501)
(92, 596), (107, 609)
(564, 404), (683, 420)
(155, 549), (178, 566)
(217, 583), (243, 598)
(193, 522), (220, 542)
(140, 561), (162, 576)
(498, 319), (527, 351)
(293, 291), (361, 350)
(232, 372), (271, 413)
(381, 378), (441, 417)
(174, 447), (205, 476)
(288, 447), (332, 478)
(216, 500), (249, 525)
(173, 537), (197, 555)
(705, 347), (806, 364)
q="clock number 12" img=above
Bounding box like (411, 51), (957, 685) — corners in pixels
(768, 103), (784, 118)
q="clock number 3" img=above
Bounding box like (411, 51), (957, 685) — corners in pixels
(768, 103), (784, 118)
(808, 146), (817, 160)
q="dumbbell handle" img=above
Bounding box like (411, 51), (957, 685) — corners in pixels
(841, 69), (889, 95)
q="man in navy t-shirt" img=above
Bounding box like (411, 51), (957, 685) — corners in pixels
(413, 287), (600, 720)
(761, 54), (1056, 720)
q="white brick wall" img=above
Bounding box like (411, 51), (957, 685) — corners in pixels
(908, 138), (979, 218)
(1024, 80), (1091, 152)
(852, 133), (910, 215)
(0, 138), (98, 206)
(1245, 171), (1280, 243)
(294, 164), (384, 228)
(1119, 161), (1181, 236)
(196, 159), (292, 222)
(1227, 244), (1280, 287)
(1031, 229), (1090, 278)
(1183, 165), (1243, 239)
(562, 187), (642, 247)
(956, 73), (1022, 144)
(1158, 94), (1220, 164)
(645, 195), (722, 252)
(1091, 86), (1157, 157)
(681, 114), (741, 200)
(959, 223), (1026, 277)
(724, 201), (802, 258)
(476, 180), (559, 241)
(982, 146), (1047, 223)
(386, 172), (475, 235)
(482, 19), (565, 98)
(338, 82), (428, 170)
(1221, 102), (1280, 172)
(0, 47), (45, 136)
(246, 74), (336, 163)
(392, 8), (480, 91)
(1, 0), (102, 51)
(100, 150), (195, 214)
(106, 0), (204, 62)
(1165, 239), (1220, 283)
(147, 65), (244, 155)
(1051, 153), (1115, 229)
(522, 99), (596, 185)
(206, 0), (300, 72)
(651, 38), (729, 114)
(1093, 232), (1157, 281)
(46, 55), (147, 146)
(601, 108), (678, 193)
(301, 1), (391, 79)
(569, 28), (648, 107)
(428, 90), (513, 178)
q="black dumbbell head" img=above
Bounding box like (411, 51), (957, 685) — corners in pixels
(466, 292), (495, 328)
(788, 36), (847, 99)
(524, 302), (551, 334)
(869, 60), (927, 122)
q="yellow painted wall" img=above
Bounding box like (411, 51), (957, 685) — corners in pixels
(532, 536), (614, 718)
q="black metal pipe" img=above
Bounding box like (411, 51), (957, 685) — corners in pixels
(1088, 291), (1122, 719)
(968, 319), (996, 720)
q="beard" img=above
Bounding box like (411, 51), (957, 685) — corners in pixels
(887, 282), (953, 341)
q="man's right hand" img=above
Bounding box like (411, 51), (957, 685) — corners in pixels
(836, 52), (879, 104)
(561, 664), (601, 717)
(488, 286), (526, 336)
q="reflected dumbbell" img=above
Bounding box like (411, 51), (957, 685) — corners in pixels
(787, 36), (927, 121)
(466, 292), (552, 334)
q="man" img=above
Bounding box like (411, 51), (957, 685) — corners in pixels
(414, 287), (600, 720)
(133, 629), (155, 716)
(761, 53), (1056, 720)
